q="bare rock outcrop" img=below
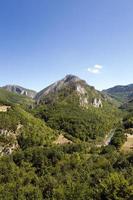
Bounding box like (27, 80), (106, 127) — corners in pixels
(53, 134), (72, 145)
(0, 106), (11, 112)
(93, 98), (103, 108)
(0, 124), (23, 156)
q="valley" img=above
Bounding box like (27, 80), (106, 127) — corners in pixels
(0, 75), (133, 199)
(0, 75), (133, 153)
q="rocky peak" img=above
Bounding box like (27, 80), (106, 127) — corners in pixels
(35, 75), (103, 109)
(0, 105), (11, 112)
(35, 75), (84, 101)
(63, 74), (81, 83)
(76, 85), (86, 95)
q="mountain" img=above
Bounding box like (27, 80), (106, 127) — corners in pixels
(2, 85), (37, 98)
(35, 74), (104, 108)
(103, 84), (133, 103)
(33, 75), (120, 142)
(0, 88), (34, 106)
(0, 76), (132, 200)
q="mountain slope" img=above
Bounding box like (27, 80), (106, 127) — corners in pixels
(35, 75), (104, 108)
(3, 85), (37, 98)
(103, 84), (133, 103)
(120, 99), (133, 112)
(33, 75), (120, 142)
(0, 88), (34, 106)
(0, 105), (56, 155)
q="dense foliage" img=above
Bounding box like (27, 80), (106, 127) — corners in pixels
(0, 106), (56, 150)
(0, 145), (132, 199)
(123, 112), (133, 129)
(0, 88), (34, 108)
(32, 102), (120, 142)
(0, 86), (132, 199)
(110, 128), (127, 149)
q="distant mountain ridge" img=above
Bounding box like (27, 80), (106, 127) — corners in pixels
(1, 77), (133, 109)
(2, 85), (37, 98)
(103, 84), (133, 103)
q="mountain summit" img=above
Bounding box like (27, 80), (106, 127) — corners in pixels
(35, 74), (103, 108)
(32, 75), (119, 143)
(35, 74), (83, 98)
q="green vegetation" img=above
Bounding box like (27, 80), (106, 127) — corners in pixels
(0, 106), (56, 150)
(0, 144), (132, 199)
(103, 84), (133, 104)
(121, 100), (133, 112)
(0, 88), (34, 108)
(32, 79), (122, 143)
(109, 92), (128, 103)
(32, 101), (120, 142)
(0, 82), (133, 199)
(123, 112), (133, 129)
(110, 128), (127, 149)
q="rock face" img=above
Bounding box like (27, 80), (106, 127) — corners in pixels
(35, 74), (103, 108)
(76, 84), (88, 107)
(76, 85), (86, 95)
(0, 106), (11, 112)
(53, 134), (72, 145)
(3, 85), (37, 98)
(0, 124), (22, 156)
(93, 98), (103, 108)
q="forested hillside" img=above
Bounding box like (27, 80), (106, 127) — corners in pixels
(0, 78), (133, 200)
(32, 75), (121, 143)
(32, 102), (120, 142)
(0, 88), (34, 107)
(0, 105), (56, 155)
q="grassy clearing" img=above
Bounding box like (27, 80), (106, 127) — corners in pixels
(121, 134), (133, 152)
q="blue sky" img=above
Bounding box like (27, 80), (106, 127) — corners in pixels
(0, 0), (133, 91)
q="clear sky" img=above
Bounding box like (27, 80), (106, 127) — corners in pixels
(0, 0), (133, 91)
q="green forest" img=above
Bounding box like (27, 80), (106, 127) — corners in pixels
(0, 84), (133, 200)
